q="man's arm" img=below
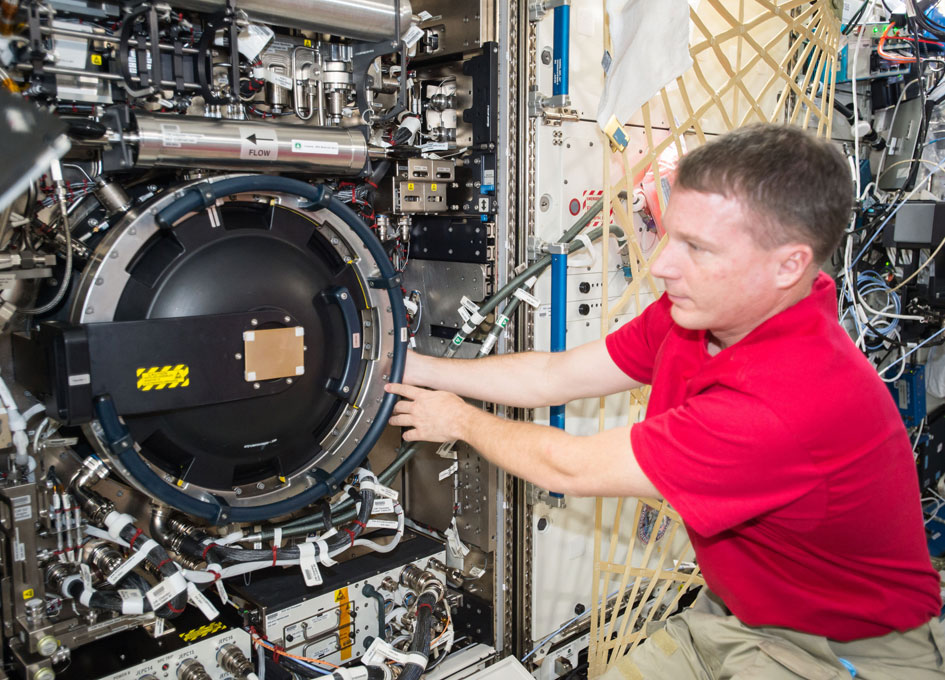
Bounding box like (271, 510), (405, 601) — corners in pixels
(385, 383), (661, 499)
(405, 338), (643, 409)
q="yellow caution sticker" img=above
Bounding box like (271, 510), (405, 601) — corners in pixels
(22, 589), (34, 600)
(335, 587), (352, 660)
(407, 182), (415, 191)
(431, 183), (438, 191)
(179, 621), (226, 642)
(90, 54), (102, 66)
(137, 365), (190, 391)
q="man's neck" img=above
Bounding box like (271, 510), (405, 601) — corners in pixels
(708, 274), (818, 354)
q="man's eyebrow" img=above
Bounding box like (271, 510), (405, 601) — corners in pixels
(672, 228), (715, 247)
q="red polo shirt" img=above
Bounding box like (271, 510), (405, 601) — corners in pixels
(605, 272), (941, 640)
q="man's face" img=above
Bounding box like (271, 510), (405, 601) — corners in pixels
(649, 189), (787, 347)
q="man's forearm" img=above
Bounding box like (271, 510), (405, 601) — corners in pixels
(455, 407), (661, 499)
(407, 351), (558, 408)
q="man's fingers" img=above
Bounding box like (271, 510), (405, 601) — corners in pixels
(385, 382), (427, 399)
(392, 400), (412, 415)
(388, 414), (412, 427)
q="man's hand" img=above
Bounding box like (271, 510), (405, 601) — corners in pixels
(385, 383), (472, 443)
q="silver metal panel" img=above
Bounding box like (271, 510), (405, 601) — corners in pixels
(400, 260), (488, 358)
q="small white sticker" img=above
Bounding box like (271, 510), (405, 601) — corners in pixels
(68, 374), (90, 387)
(12, 502), (31, 521)
(417, 10), (433, 21)
(298, 543), (322, 587)
(373, 498), (395, 514)
(145, 574), (186, 610)
(238, 23), (275, 61)
(153, 617), (165, 636)
(215, 579), (228, 605)
(268, 71), (293, 90)
(366, 519), (399, 530)
(438, 461), (458, 481)
(400, 327), (408, 343)
(513, 288), (541, 308)
(118, 589), (139, 602)
(469, 566), (485, 578)
(186, 582), (220, 621)
(160, 124), (200, 148)
(352, 332), (361, 349)
(80, 564), (93, 590)
(290, 139), (340, 155)
(373, 485), (399, 500)
(403, 24), (424, 48)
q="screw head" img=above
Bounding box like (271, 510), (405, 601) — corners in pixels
(253, 382), (260, 389)
(235, 353), (242, 360)
(251, 318), (258, 326)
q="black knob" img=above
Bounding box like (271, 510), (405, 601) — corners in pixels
(578, 282), (591, 294)
(578, 304), (590, 316)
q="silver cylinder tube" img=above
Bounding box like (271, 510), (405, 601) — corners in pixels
(171, 0), (412, 42)
(133, 113), (368, 174)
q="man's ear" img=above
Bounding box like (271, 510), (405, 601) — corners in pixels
(773, 243), (814, 289)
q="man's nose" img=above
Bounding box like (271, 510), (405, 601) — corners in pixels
(649, 242), (676, 279)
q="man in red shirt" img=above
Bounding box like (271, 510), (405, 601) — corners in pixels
(386, 124), (944, 678)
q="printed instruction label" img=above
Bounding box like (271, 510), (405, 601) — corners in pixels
(291, 139), (339, 155)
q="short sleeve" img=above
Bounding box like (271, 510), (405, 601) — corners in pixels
(605, 294), (675, 384)
(631, 386), (821, 537)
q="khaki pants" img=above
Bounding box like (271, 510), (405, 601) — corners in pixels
(598, 590), (945, 679)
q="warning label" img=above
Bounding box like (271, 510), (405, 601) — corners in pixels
(136, 365), (190, 391)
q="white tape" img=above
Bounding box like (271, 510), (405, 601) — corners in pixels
(438, 462), (458, 482)
(79, 588), (92, 607)
(461, 322), (475, 334)
(569, 233), (598, 269)
(272, 528), (283, 548)
(373, 498), (395, 514)
(405, 652), (429, 669)
(358, 478), (377, 495)
(372, 484), (399, 501)
(366, 519), (399, 530)
(107, 539), (159, 585)
(187, 582), (220, 620)
(469, 311), (485, 325)
(457, 306), (471, 323)
(104, 511), (136, 540)
(297, 541), (322, 586)
(118, 589), (144, 615)
(146, 571), (187, 611)
(524, 275), (538, 289)
(513, 288), (541, 308)
(460, 296), (480, 313)
(314, 537), (337, 567)
(217, 530), (244, 546)
(204, 563), (228, 604)
(85, 525), (130, 548)
(80, 564), (93, 590)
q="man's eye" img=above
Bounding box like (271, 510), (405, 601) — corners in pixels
(687, 241), (701, 252)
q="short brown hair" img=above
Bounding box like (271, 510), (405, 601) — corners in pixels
(675, 124), (852, 263)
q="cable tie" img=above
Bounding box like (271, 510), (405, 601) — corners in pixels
(418, 602), (433, 614)
(271, 545), (278, 567)
(201, 543), (218, 560)
(343, 527), (357, 547)
(353, 520), (367, 531)
(166, 602), (184, 614)
(156, 558), (173, 570)
(129, 528), (143, 548)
